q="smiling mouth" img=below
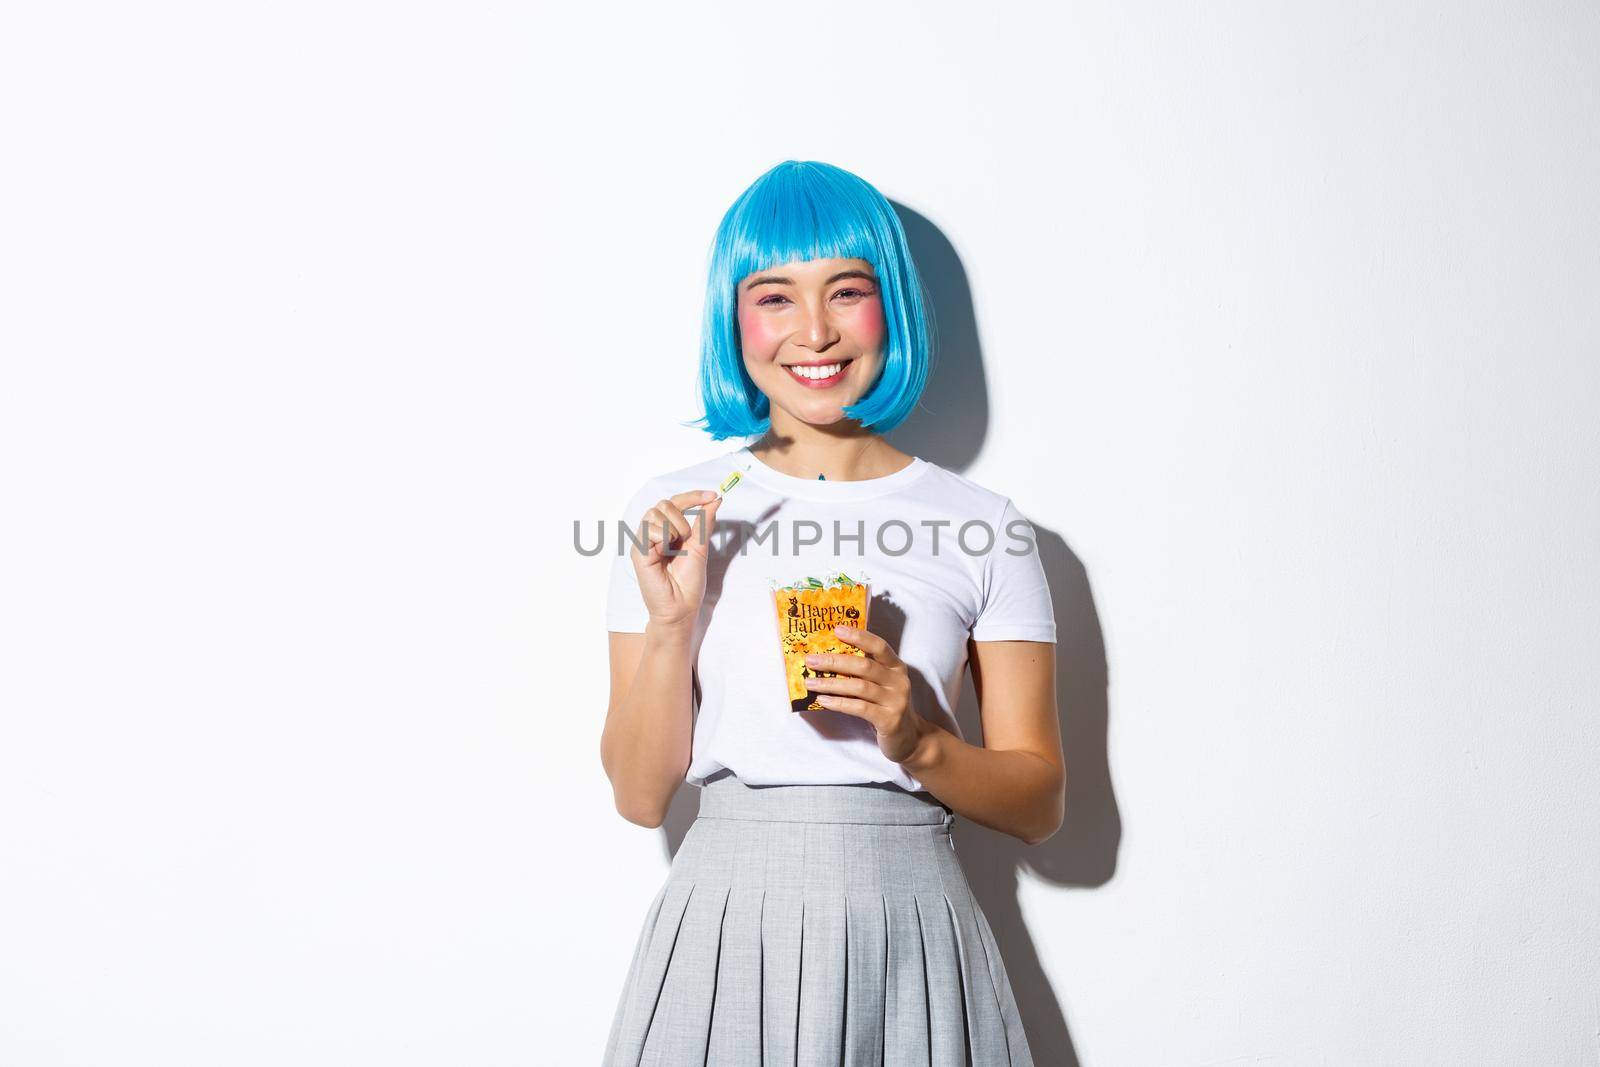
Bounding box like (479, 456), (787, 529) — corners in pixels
(784, 358), (854, 387)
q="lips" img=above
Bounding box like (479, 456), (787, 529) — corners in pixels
(784, 358), (853, 389)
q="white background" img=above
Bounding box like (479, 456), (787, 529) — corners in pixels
(3, 2), (1597, 1064)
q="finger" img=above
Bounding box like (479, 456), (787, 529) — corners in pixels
(655, 500), (694, 540)
(832, 624), (900, 665)
(670, 489), (718, 510)
(682, 495), (721, 559)
(632, 490), (717, 560)
(628, 522), (660, 566)
(628, 516), (674, 566)
(643, 500), (692, 548)
(804, 673), (890, 704)
(634, 510), (685, 555)
(804, 650), (891, 686)
(629, 508), (687, 566)
(630, 528), (666, 568)
(808, 693), (886, 728)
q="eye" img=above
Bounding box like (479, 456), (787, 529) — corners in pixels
(755, 293), (791, 306)
(832, 287), (876, 301)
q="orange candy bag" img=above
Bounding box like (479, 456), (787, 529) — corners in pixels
(772, 574), (871, 713)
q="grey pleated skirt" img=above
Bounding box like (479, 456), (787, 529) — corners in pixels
(601, 772), (1034, 1066)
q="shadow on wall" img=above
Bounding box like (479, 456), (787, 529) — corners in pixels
(657, 201), (1120, 1067)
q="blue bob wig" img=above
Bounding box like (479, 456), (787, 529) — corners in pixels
(688, 160), (932, 441)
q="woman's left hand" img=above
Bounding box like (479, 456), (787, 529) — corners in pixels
(803, 625), (930, 765)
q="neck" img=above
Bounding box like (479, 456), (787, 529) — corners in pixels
(750, 413), (913, 482)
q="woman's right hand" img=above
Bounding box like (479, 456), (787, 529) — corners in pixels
(629, 490), (722, 630)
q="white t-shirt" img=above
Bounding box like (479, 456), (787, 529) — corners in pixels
(604, 445), (1056, 791)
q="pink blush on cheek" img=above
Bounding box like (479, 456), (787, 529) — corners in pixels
(738, 308), (784, 358)
(849, 297), (886, 352)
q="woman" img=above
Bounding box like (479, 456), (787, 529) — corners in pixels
(600, 160), (1062, 1066)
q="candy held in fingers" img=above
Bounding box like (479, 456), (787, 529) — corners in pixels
(688, 464), (751, 517)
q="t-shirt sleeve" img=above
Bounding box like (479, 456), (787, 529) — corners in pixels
(604, 479), (659, 633)
(970, 497), (1057, 643)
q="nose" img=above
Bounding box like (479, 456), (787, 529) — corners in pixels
(795, 299), (840, 353)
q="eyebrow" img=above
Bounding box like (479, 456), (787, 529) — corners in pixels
(743, 269), (878, 291)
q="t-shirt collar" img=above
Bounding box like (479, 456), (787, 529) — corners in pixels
(731, 445), (931, 502)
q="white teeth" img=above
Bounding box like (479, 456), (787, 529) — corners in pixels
(789, 362), (845, 380)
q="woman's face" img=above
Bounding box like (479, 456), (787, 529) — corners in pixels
(736, 256), (886, 427)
